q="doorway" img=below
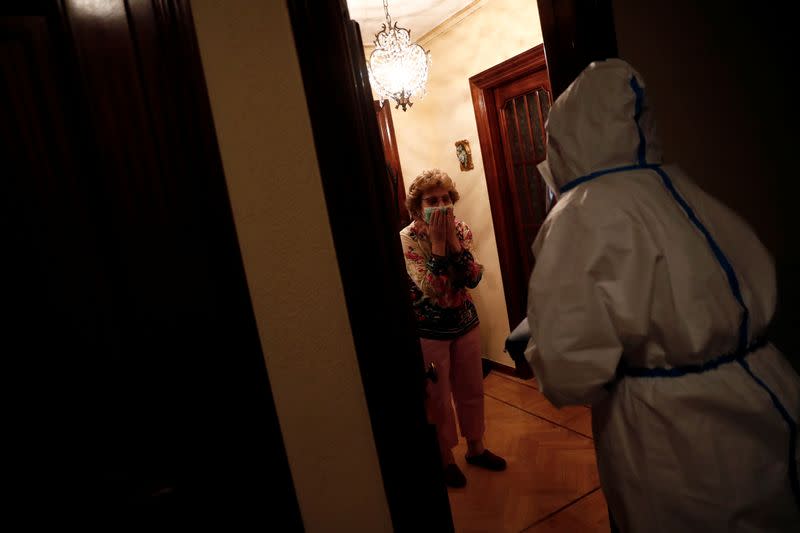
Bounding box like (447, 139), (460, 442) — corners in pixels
(344, 3), (605, 531)
(352, 0), (553, 372)
(286, 0), (618, 530)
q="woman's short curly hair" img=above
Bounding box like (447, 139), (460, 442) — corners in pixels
(406, 168), (460, 221)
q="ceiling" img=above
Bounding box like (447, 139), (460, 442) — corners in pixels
(347, 0), (476, 47)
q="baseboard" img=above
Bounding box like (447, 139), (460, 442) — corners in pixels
(481, 357), (516, 378)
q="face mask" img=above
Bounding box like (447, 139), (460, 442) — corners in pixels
(423, 205), (453, 224)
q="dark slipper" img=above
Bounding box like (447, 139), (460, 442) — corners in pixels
(443, 463), (466, 488)
(465, 449), (507, 471)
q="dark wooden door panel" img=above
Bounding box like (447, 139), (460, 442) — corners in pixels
(496, 73), (552, 284)
(495, 70), (550, 104)
(375, 100), (410, 229)
(1, 14), (119, 493)
(536, 0), (617, 98)
(1, 3), (302, 521)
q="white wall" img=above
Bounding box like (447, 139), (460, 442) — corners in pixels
(191, 2), (392, 531)
(389, 0), (543, 365)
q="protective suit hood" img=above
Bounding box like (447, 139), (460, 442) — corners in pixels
(538, 59), (663, 194)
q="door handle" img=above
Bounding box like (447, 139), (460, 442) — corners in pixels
(424, 361), (438, 384)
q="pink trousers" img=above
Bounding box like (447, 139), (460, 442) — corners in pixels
(420, 326), (485, 458)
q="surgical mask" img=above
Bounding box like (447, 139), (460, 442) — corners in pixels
(423, 205), (453, 224)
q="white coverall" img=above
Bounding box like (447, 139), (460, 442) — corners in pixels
(524, 59), (800, 532)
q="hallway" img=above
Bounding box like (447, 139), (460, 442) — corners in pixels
(449, 371), (610, 532)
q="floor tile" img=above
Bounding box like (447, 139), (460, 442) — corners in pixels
(448, 395), (601, 533)
(484, 373), (593, 438)
(522, 488), (611, 532)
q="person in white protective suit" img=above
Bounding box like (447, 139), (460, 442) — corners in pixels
(524, 58), (800, 532)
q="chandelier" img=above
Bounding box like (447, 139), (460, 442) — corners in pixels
(367, 0), (431, 111)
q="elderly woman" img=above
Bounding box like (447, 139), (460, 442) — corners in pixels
(400, 168), (506, 489)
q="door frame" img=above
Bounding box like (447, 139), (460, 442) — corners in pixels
(286, 0), (617, 529)
(469, 45), (549, 329)
(286, 2), (454, 531)
(374, 100), (411, 230)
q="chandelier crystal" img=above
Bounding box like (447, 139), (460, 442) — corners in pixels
(367, 0), (431, 111)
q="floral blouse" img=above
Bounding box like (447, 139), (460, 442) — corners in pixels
(399, 219), (484, 339)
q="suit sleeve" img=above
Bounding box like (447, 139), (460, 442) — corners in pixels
(524, 204), (658, 407)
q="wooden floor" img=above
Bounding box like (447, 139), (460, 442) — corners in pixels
(448, 371), (610, 533)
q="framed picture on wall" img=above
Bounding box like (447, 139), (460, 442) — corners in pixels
(455, 139), (473, 171)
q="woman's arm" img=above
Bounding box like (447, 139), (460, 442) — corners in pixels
(400, 230), (453, 305)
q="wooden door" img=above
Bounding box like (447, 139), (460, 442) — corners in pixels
(470, 45), (552, 329)
(374, 100), (410, 229)
(495, 71), (553, 297)
(1, 1), (301, 520)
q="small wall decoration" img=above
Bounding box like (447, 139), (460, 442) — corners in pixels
(455, 139), (473, 171)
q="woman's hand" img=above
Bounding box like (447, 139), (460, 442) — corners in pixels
(428, 209), (447, 256)
(446, 210), (462, 255)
